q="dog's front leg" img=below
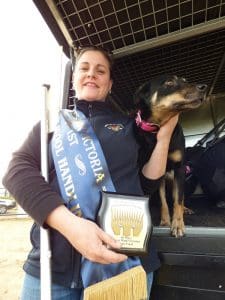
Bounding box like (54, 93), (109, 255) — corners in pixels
(159, 178), (171, 227)
(171, 178), (185, 237)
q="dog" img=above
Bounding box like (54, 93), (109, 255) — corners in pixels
(133, 74), (207, 237)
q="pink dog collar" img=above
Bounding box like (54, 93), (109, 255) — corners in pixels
(135, 110), (160, 133)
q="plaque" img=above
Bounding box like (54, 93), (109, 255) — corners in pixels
(97, 191), (152, 256)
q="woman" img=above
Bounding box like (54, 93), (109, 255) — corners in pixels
(3, 46), (178, 299)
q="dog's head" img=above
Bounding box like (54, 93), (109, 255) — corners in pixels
(134, 74), (207, 126)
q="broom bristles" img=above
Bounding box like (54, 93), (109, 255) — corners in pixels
(84, 265), (147, 300)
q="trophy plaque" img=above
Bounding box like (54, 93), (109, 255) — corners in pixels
(97, 191), (152, 256)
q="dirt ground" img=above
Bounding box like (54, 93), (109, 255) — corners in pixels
(0, 216), (32, 300)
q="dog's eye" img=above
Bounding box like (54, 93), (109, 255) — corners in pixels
(165, 80), (174, 86)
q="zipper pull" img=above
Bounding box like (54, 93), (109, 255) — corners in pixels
(88, 103), (92, 118)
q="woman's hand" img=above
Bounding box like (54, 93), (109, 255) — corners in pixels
(157, 114), (179, 142)
(142, 114), (179, 180)
(46, 205), (127, 264)
(69, 216), (127, 264)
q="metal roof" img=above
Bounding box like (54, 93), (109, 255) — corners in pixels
(33, 0), (225, 110)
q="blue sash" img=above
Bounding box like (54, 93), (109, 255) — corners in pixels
(51, 109), (140, 287)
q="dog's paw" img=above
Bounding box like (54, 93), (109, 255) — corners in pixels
(171, 218), (185, 237)
(160, 218), (171, 227)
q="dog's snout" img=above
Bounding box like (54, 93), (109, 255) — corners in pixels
(196, 84), (207, 92)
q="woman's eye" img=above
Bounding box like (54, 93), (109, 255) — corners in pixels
(97, 70), (105, 74)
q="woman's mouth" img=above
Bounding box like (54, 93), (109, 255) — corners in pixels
(84, 82), (98, 88)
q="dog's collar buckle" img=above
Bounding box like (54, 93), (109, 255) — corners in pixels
(135, 110), (160, 133)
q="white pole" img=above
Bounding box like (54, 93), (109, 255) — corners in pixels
(39, 45), (66, 299)
(40, 84), (52, 300)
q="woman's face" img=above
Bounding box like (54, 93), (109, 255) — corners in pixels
(73, 50), (113, 101)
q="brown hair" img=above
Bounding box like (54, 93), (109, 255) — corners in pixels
(74, 45), (114, 78)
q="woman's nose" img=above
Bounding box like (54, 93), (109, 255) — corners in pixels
(87, 68), (96, 78)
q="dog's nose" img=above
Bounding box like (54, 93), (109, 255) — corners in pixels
(197, 84), (207, 92)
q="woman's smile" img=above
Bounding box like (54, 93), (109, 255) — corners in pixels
(84, 82), (99, 88)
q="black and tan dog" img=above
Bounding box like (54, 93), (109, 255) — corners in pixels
(134, 74), (207, 237)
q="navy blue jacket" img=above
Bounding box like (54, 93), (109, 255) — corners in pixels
(3, 100), (161, 288)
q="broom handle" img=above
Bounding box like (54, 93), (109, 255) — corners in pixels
(40, 84), (52, 300)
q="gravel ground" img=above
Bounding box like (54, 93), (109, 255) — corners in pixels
(0, 216), (32, 300)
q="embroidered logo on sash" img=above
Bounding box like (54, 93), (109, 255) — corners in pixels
(104, 124), (124, 132)
(74, 154), (86, 176)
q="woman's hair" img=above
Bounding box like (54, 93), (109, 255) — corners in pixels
(74, 45), (114, 78)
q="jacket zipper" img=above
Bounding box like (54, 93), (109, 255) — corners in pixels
(88, 103), (92, 118)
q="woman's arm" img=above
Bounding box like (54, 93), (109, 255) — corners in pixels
(142, 114), (179, 179)
(2, 123), (64, 226)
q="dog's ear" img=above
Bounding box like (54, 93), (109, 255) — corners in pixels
(133, 81), (151, 106)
